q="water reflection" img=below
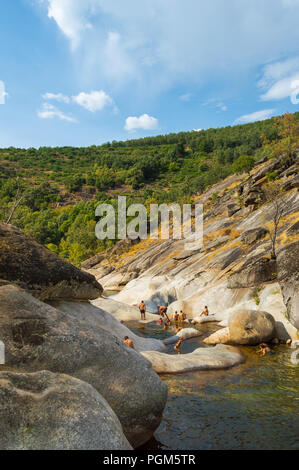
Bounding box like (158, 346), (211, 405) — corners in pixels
(128, 320), (299, 450)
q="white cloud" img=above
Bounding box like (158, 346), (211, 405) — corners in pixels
(41, 1), (299, 92)
(125, 114), (158, 131)
(47, 0), (97, 49)
(259, 57), (299, 103)
(72, 90), (114, 112)
(235, 109), (276, 124)
(0, 81), (8, 104)
(42, 92), (70, 103)
(38, 103), (77, 122)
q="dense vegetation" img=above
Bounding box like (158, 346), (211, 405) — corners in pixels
(0, 112), (298, 265)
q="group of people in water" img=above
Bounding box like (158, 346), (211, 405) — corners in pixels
(123, 301), (274, 357)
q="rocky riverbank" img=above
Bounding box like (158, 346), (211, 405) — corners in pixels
(0, 224), (167, 449)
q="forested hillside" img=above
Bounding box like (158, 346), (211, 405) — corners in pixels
(0, 112), (298, 265)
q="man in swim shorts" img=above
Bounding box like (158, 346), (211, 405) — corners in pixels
(139, 301), (146, 320)
(173, 311), (179, 322)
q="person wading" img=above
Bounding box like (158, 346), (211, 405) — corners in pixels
(174, 338), (183, 355)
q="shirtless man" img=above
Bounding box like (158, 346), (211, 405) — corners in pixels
(200, 306), (209, 317)
(123, 336), (135, 350)
(158, 305), (167, 317)
(174, 338), (183, 355)
(139, 301), (146, 320)
(173, 311), (179, 322)
(179, 310), (186, 322)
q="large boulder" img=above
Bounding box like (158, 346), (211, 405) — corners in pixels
(0, 371), (131, 450)
(228, 309), (276, 345)
(277, 242), (299, 329)
(0, 285), (168, 448)
(0, 223), (102, 301)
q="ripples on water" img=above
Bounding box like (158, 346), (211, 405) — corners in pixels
(126, 320), (299, 450)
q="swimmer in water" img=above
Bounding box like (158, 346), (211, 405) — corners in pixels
(257, 343), (273, 356)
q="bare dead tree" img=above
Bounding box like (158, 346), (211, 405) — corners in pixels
(263, 181), (284, 260)
(6, 176), (24, 224)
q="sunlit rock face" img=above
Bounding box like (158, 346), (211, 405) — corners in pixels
(92, 158), (299, 338)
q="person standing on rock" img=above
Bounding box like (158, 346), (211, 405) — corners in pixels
(123, 336), (135, 349)
(179, 310), (186, 322)
(173, 311), (179, 322)
(139, 301), (146, 320)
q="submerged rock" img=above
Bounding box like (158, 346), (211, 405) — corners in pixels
(141, 344), (245, 374)
(0, 223), (102, 301)
(0, 371), (131, 450)
(0, 285), (168, 448)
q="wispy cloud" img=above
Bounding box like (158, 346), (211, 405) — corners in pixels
(235, 109), (276, 124)
(42, 92), (70, 103)
(180, 93), (192, 102)
(259, 56), (299, 103)
(0, 80), (8, 104)
(41, 0), (299, 94)
(37, 103), (77, 122)
(125, 114), (158, 131)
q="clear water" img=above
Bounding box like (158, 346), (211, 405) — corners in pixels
(125, 321), (299, 450)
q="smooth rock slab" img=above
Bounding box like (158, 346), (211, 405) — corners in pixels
(92, 297), (159, 323)
(53, 300), (166, 353)
(141, 345), (245, 374)
(0, 370), (131, 450)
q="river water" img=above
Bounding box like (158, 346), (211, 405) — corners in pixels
(125, 320), (299, 450)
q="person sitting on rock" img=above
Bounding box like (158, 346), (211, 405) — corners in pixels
(200, 306), (209, 317)
(257, 343), (273, 356)
(123, 336), (135, 349)
(174, 338), (183, 355)
(139, 301), (146, 320)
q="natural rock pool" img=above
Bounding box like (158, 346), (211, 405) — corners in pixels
(125, 320), (299, 450)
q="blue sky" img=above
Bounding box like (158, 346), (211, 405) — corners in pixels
(0, 0), (299, 148)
